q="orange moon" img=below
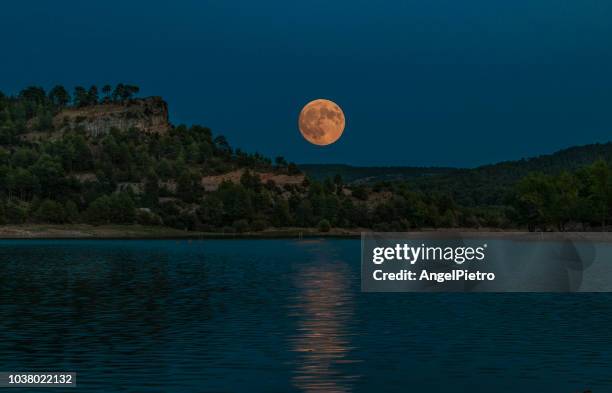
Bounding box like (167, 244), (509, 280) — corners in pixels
(298, 99), (345, 146)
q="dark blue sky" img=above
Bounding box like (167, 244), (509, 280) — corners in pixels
(2, 0), (612, 167)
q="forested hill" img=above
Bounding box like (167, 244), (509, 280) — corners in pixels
(298, 164), (459, 183)
(1, 84), (611, 233)
(413, 142), (612, 206)
(476, 142), (612, 175)
(302, 142), (612, 206)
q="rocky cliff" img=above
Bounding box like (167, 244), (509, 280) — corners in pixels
(53, 97), (171, 136)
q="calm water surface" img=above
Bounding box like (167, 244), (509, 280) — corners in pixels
(0, 239), (610, 392)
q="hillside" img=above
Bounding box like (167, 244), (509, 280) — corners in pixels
(53, 96), (171, 136)
(0, 85), (309, 232)
(413, 142), (612, 206)
(299, 164), (459, 183)
(1, 84), (611, 233)
(302, 142), (612, 206)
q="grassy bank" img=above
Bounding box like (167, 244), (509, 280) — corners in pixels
(1, 225), (609, 241)
(0, 224), (363, 239)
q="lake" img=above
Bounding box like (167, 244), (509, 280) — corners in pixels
(0, 239), (610, 392)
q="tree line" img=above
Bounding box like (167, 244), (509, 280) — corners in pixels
(510, 159), (612, 231)
(1, 85), (611, 232)
(0, 120), (609, 232)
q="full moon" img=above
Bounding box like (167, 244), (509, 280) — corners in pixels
(298, 99), (345, 146)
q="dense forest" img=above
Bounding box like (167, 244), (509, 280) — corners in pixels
(1, 84), (611, 232)
(299, 164), (459, 183)
(302, 142), (612, 207)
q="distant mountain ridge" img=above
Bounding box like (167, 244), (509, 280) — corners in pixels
(301, 142), (612, 206)
(298, 164), (459, 183)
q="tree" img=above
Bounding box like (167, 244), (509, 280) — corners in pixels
(112, 83), (140, 101)
(295, 199), (313, 227)
(12, 147), (37, 167)
(48, 85), (70, 108)
(19, 86), (47, 113)
(86, 195), (111, 224)
(213, 135), (231, 153)
(102, 84), (112, 102)
(0, 148), (9, 166)
(275, 156), (287, 167)
(177, 170), (202, 203)
(30, 154), (64, 197)
(62, 134), (94, 171)
(317, 219), (331, 232)
(73, 86), (88, 107)
(232, 219), (250, 233)
(5, 200), (27, 223)
(588, 159), (611, 229)
(36, 199), (66, 223)
(0, 202), (6, 225)
(87, 85), (99, 105)
(197, 195), (224, 228)
(217, 182), (252, 222)
(124, 84), (140, 100)
(513, 173), (556, 231)
(86, 193), (135, 224)
(108, 193), (136, 223)
(35, 106), (53, 131)
(143, 170), (159, 207)
(111, 84), (125, 102)
(64, 200), (79, 223)
(6, 168), (38, 200)
(552, 171), (579, 231)
(272, 198), (291, 227)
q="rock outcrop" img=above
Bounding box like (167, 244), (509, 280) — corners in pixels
(53, 97), (171, 136)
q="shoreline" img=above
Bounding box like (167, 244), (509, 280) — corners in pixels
(0, 224), (361, 240)
(1, 225), (612, 241)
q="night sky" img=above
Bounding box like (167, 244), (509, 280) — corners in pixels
(2, 0), (612, 167)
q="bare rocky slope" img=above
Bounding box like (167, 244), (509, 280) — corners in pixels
(53, 96), (171, 136)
